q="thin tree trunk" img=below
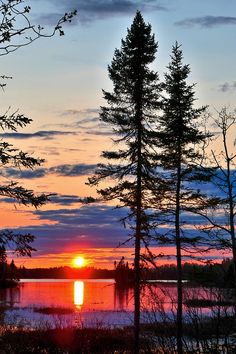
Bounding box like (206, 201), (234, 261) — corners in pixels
(134, 104), (143, 353)
(134, 210), (141, 354)
(176, 148), (183, 354)
(222, 123), (236, 308)
(227, 170), (236, 310)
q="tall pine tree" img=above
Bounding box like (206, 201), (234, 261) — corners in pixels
(89, 11), (161, 353)
(155, 42), (208, 354)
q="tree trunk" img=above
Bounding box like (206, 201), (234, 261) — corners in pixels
(176, 149), (183, 354)
(223, 126), (236, 310)
(134, 97), (143, 354)
(228, 172), (236, 310)
(134, 211), (141, 354)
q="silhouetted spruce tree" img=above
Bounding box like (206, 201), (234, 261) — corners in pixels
(155, 42), (208, 354)
(9, 259), (17, 279)
(89, 11), (161, 353)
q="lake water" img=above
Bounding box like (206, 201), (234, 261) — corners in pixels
(0, 279), (231, 329)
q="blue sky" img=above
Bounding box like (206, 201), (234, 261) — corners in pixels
(0, 0), (235, 268)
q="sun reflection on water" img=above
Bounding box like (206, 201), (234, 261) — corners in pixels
(74, 281), (84, 308)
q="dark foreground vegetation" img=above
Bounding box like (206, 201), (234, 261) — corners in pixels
(1, 315), (236, 354)
(0, 327), (136, 354)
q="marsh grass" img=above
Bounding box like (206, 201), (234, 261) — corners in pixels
(1, 316), (236, 353)
(0, 327), (138, 353)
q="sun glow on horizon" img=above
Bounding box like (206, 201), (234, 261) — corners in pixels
(73, 256), (85, 268)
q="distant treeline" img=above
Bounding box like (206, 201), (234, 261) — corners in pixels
(144, 259), (234, 287)
(17, 266), (114, 279)
(15, 258), (234, 287)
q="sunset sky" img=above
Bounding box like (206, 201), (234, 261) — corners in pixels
(1, 0), (235, 268)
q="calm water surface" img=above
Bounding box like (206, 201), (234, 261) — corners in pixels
(0, 279), (228, 328)
(1, 279), (135, 328)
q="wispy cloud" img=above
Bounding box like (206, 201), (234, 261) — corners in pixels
(40, 108), (112, 136)
(50, 163), (96, 176)
(61, 108), (100, 118)
(2, 163), (97, 179)
(218, 81), (236, 93)
(40, 0), (167, 25)
(176, 16), (236, 28)
(14, 204), (130, 251)
(60, 107), (113, 135)
(0, 194), (96, 206)
(50, 194), (96, 206)
(2, 168), (46, 179)
(85, 129), (114, 136)
(0, 130), (77, 140)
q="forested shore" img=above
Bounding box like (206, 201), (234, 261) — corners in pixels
(11, 258), (235, 288)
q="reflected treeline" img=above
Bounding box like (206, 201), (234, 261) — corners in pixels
(114, 285), (132, 310)
(0, 286), (20, 307)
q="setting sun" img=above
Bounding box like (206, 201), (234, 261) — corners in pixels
(73, 256), (85, 268)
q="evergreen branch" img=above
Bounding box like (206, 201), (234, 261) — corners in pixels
(0, 182), (52, 207)
(0, 230), (36, 256)
(0, 108), (32, 131)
